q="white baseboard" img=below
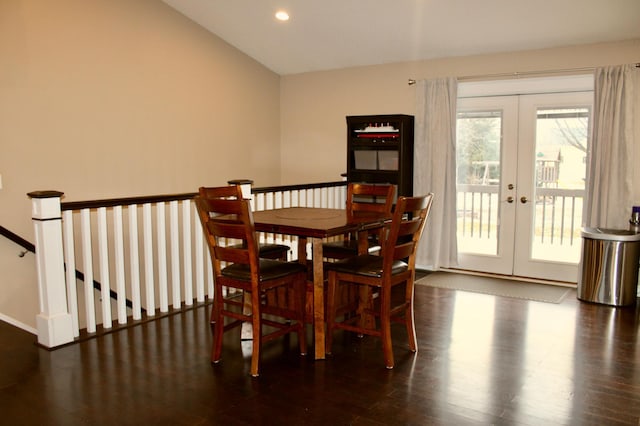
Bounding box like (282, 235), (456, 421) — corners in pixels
(0, 313), (37, 335)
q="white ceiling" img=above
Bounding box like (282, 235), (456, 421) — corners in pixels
(162, 0), (640, 75)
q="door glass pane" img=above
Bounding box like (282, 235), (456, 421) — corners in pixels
(456, 110), (502, 256)
(531, 107), (589, 263)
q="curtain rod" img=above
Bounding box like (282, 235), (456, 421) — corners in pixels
(407, 62), (640, 85)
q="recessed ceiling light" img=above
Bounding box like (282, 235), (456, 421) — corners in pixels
(275, 10), (290, 21)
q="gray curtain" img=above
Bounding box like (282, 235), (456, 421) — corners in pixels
(585, 64), (639, 228)
(414, 77), (458, 269)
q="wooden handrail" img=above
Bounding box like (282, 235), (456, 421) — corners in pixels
(0, 225), (35, 253)
(253, 180), (345, 194)
(61, 192), (197, 211)
(60, 181), (347, 211)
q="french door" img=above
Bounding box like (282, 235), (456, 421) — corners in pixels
(456, 91), (593, 282)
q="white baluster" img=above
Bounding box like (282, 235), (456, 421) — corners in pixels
(113, 205), (127, 324)
(282, 190), (291, 208)
(80, 208), (96, 333)
(255, 193), (265, 211)
(156, 202), (168, 313)
(274, 191), (282, 209)
(128, 205), (142, 320)
(169, 200), (180, 309)
(182, 199), (193, 306)
(62, 210), (79, 337)
(97, 207), (112, 328)
(194, 205), (205, 303)
(142, 203), (155, 315)
(309, 188), (314, 205)
(304, 189), (310, 207)
(331, 186), (342, 208)
(266, 192), (274, 210)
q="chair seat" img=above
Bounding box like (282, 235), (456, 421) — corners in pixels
(325, 254), (408, 278)
(322, 239), (381, 257)
(222, 259), (306, 282)
(228, 243), (290, 259)
(257, 243), (290, 258)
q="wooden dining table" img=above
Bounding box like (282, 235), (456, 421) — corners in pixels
(252, 207), (389, 360)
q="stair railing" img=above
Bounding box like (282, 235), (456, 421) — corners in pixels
(29, 181), (346, 348)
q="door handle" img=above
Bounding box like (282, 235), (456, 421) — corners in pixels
(520, 196), (528, 204)
(506, 196), (514, 203)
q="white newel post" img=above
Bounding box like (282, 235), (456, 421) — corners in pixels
(28, 190), (74, 348)
(228, 179), (254, 201)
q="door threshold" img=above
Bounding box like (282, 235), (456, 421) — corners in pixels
(440, 267), (577, 288)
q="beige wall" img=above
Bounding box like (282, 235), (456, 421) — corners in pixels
(0, 0), (281, 329)
(280, 39), (640, 185)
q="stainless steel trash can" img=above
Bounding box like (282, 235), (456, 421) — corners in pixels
(577, 227), (640, 307)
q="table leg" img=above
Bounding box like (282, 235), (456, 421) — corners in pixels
(297, 237), (307, 267)
(357, 229), (369, 254)
(311, 237), (325, 360)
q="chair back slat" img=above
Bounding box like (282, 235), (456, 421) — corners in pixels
(393, 241), (415, 261)
(195, 196), (259, 272)
(347, 183), (395, 214)
(213, 246), (251, 265)
(397, 218), (423, 237)
(209, 220), (246, 240)
(199, 185), (243, 200)
(383, 193), (434, 272)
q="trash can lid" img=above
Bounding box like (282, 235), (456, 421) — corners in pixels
(581, 227), (640, 241)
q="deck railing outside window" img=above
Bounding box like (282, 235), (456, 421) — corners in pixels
(457, 184), (584, 261)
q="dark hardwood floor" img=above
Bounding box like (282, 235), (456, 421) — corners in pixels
(1, 279), (640, 425)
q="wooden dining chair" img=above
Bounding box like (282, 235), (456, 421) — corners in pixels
(195, 196), (308, 377)
(199, 186), (290, 260)
(325, 193), (433, 369)
(322, 183), (395, 260)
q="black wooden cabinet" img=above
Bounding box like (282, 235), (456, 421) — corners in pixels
(346, 114), (414, 197)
